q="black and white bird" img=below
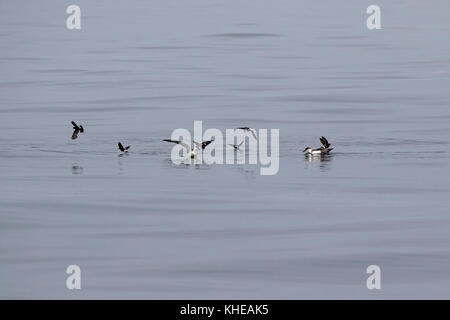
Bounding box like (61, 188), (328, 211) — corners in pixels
(228, 141), (244, 150)
(71, 121), (84, 140)
(235, 127), (257, 139)
(118, 142), (130, 153)
(303, 136), (333, 155)
(163, 139), (200, 159)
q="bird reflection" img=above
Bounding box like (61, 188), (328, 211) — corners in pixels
(304, 153), (334, 171)
(71, 165), (84, 175)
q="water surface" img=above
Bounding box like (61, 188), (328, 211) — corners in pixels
(0, 0), (449, 299)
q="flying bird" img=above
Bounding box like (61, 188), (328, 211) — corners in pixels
(194, 138), (214, 150)
(118, 142), (130, 153)
(235, 127), (257, 140)
(303, 136), (333, 155)
(163, 139), (200, 159)
(71, 121), (84, 140)
(228, 141), (244, 150)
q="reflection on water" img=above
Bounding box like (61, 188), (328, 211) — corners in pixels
(118, 153), (130, 158)
(304, 153), (334, 172)
(232, 147), (245, 164)
(117, 155), (128, 176)
(71, 165), (83, 175)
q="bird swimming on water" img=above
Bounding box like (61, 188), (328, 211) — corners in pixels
(71, 121), (84, 140)
(303, 136), (333, 155)
(118, 142), (130, 153)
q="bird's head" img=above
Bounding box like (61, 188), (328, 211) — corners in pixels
(303, 147), (312, 153)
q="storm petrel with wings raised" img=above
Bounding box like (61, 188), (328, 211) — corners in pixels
(71, 121), (84, 140)
(118, 142), (130, 153)
(303, 136), (333, 155)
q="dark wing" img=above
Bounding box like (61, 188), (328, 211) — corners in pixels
(79, 125), (84, 133)
(320, 136), (330, 148)
(71, 121), (79, 130)
(125, 146), (130, 150)
(163, 139), (179, 144)
(201, 139), (214, 149)
(71, 129), (79, 140)
(118, 142), (125, 152)
(163, 139), (190, 151)
(236, 127), (256, 139)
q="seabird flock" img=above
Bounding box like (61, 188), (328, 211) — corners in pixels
(70, 121), (334, 158)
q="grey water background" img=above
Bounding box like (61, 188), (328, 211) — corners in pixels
(1, 0), (449, 299)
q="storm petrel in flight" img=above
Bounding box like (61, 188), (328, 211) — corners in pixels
(194, 138), (214, 150)
(163, 139), (200, 159)
(118, 142), (130, 153)
(228, 141), (244, 150)
(235, 127), (257, 140)
(71, 121), (84, 140)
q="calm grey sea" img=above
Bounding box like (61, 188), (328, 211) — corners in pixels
(1, 0), (449, 299)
